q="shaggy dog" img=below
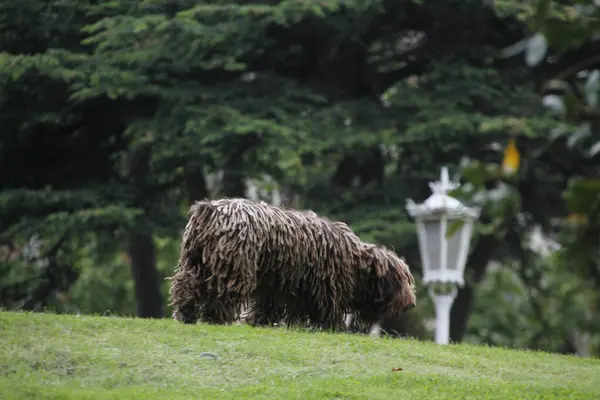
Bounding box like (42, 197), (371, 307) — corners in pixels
(168, 198), (416, 333)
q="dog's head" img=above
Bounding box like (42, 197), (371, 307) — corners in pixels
(354, 245), (416, 320)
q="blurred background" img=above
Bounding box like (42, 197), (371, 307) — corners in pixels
(1, 0), (599, 357)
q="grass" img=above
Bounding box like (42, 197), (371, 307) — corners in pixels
(1, 312), (599, 399)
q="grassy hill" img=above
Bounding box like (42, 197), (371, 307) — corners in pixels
(1, 311), (599, 399)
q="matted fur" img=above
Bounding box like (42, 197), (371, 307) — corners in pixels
(167, 197), (416, 330)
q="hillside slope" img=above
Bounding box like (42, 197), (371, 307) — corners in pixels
(1, 311), (599, 399)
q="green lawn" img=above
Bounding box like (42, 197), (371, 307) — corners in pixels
(0, 311), (598, 399)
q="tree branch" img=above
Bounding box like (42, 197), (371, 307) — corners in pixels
(450, 233), (501, 342)
(18, 232), (73, 312)
(553, 52), (600, 82)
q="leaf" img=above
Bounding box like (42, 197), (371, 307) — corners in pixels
(562, 89), (583, 120)
(584, 69), (600, 107)
(563, 178), (600, 214)
(566, 213), (588, 225)
(106, 88), (119, 100)
(533, 0), (551, 30)
(446, 220), (466, 238)
(502, 138), (520, 175)
(500, 37), (530, 59)
(542, 79), (572, 93)
(133, 21), (148, 33)
(567, 123), (591, 148)
(525, 33), (548, 67)
(589, 141), (600, 157)
(460, 160), (490, 188)
(542, 94), (565, 114)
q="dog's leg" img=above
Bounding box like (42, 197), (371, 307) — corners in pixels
(369, 321), (382, 338)
(344, 313), (354, 330)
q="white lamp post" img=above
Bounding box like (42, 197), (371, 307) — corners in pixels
(406, 167), (480, 345)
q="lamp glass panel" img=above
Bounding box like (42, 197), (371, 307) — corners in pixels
(445, 221), (464, 271)
(423, 220), (441, 270)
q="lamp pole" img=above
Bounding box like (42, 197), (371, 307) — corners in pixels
(406, 167), (480, 345)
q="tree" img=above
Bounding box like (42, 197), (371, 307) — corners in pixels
(3, 0), (597, 355)
(0, 0), (141, 312)
(454, 0), (600, 354)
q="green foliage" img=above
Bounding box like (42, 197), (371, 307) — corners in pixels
(65, 235), (179, 317)
(2, 0), (600, 356)
(452, 0), (600, 357)
(467, 256), (600, 354)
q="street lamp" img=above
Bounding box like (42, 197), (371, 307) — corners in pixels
(406, 167), (480, 345)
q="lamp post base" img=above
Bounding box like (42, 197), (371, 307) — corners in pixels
(428, 286), (458, 345)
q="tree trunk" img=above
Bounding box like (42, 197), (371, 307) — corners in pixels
(222, 169), (246, 197)
(184, 164), (208, 203)
(128, 231), (163, 318)
(221, 139), (250, 198)
(449, 286), (475, 342)
(450, 234), (499, 342)
(127, 137), (163, 318)
(568, 329), (592, 358)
